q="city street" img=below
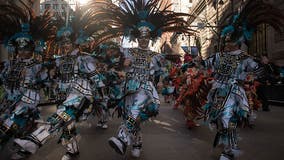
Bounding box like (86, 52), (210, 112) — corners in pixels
(0, 0), (284, 160)
(0, 102), (283, 160)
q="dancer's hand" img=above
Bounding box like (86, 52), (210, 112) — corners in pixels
(123, 58), (131, 67)
(118, 71), (126, 78)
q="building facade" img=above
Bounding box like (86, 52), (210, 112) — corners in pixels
(163, 0), (193, 56)
(188, 0), (244, 58)
(188, 0), (284, 65)
(40, 0), (75, 17)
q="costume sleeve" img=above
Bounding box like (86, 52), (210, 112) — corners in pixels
(81, 55), (105, 88)
(121, 48), (132, 59)
(202, 53), (219, 70)
(244, 57), (259, 72)
(0, 60), (9, 81)
(121, 48), (134, 72)
(150, 54), (164, 75)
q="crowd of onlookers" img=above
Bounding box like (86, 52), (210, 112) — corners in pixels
(255, 55), (284, 111)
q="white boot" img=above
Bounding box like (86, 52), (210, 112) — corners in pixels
(61, 154), (72, 160)
(13, 125), (50, 154)
(109, 125), (132, 155)
(131, 131), (142, 158)
(97, 121), (108, 129)
(97, 108), (109, 129)
(101, 123), (108, 129)
(232, 147), (242, 157)
(219, 153), (234, 160)
(131, 147), (141, 158)
(108, 137), (127, 155)
(61, 137), (79, 160)
(13, 139), (39, 154)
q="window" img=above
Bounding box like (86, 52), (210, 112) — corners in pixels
(45, 4), (51, 9)
(62, 4), (66, 10)
(53, 4), (58, 10)
(249, 24), (267, 56)
(275, 29), (284, 43)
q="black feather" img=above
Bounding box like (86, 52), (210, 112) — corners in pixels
(88, 0), (196, 41)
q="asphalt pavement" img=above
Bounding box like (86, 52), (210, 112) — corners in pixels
(0, 101), (283, 160)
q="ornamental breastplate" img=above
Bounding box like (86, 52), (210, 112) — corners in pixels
(126, 49), (153, 83)
(215, 53), (244, 82)
(6, 62), (25, 90)
(59, 56), (76, 82)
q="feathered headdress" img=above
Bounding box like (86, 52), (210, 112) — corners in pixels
(220, 0), (284, 46)
(89, 0), (196, 41)
(0, 0), (56, 54)
(55, 3), (111, 48)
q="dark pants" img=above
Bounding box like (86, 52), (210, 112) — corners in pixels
(257, 85), (269, 110)
(154, 75), (160, 87)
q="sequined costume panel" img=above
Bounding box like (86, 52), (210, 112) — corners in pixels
(124, 48), (160, 104)
(203, 50), (260, 151)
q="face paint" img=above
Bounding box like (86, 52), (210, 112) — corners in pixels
(60, 40), (73, 55)
(137, 35), (150, 49)
(138, 26), (151, 49)
(18, 49), (33, 59)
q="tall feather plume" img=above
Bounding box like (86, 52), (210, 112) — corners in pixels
(53, 2), (112, 47)
(88, 0), (196, 41)
(0, 0), (57, 59)
(0, 1), (32, 41)
(30, 9), (57, 43)
(220, 0), (284, 44)
(0, 0), (57, 41)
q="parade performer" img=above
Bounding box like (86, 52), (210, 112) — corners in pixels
(170, 65), (183, 109)
(161, 75), (175, 103)
(89, 42), (124, 128)
(12, 4), (109, 160)
(202, 1), (284, 159)
(242, 73), (261, 128)
(95, 42), (126, 129)
(91, 0), (195, 157)
(0, 2), (56, 150)
(161, 50), (182, 104)
(175, 65), (212, 128)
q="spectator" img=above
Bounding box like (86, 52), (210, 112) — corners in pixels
(257, 55), (280, 111)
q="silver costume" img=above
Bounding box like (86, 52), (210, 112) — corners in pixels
(203, 49), (261, 160)
(109, 48), (160, 157)
(0, 58), (44, 149)
(13, 50), (104, 160)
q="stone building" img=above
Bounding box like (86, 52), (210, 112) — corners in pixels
(188, 0), (284, 66)
(40, 0), (75, 17)
(161, 0), (193, 55)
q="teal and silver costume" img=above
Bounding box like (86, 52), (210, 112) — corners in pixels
(201, 1), (284, 158)
(90, 0), (194, 157)
(13, 48), (104, 160)
(0, 58), (44, 149)
(12, 3), (107, 159)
